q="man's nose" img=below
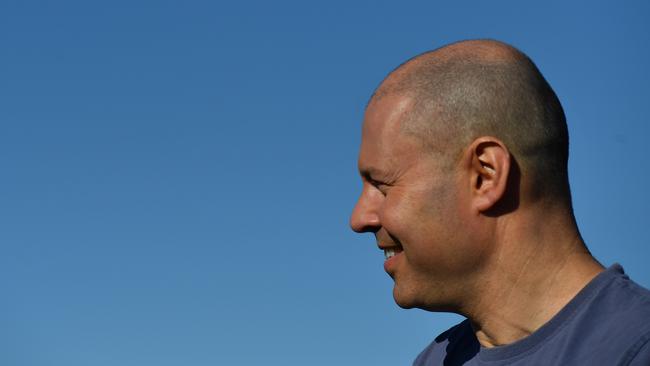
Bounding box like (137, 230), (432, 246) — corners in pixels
(350, 189), (381, 233)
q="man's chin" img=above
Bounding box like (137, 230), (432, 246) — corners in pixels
(395, 300), (416, 309)
(393, 286), (454, 312)
(392, 287), (419, 309)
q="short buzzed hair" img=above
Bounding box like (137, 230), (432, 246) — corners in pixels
(371, 40), (570, 202)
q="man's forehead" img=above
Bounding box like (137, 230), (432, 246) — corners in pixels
(360, 95), (412, 159)
(363, 93), (415, 134)
(358, 94), (422, 179)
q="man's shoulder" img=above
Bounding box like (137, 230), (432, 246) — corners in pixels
(576, 266), (650, 344)
(581, 266), (650, 328)
(553, 266), (650, 365)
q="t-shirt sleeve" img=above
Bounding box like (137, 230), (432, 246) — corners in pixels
(625, 333), (650, 366)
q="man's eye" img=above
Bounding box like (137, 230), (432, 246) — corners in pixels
(371, 180), (388, 194)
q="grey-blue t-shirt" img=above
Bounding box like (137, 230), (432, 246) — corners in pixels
(414, 264), (650, 365)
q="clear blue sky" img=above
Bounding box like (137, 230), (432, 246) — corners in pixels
(2, 1), (649, 365)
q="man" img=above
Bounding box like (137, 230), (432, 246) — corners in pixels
(350, 39), (650, 365)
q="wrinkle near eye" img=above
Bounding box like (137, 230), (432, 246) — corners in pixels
(365, 179), (387, 196)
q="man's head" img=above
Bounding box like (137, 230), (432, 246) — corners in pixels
(350, 39), (572, 312)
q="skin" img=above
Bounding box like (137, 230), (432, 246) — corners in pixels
(350, 40), (604, 348)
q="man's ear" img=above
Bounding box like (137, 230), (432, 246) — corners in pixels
(466, 137), (510, 213)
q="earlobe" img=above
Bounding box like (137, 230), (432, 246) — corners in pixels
(469, 137), (510, 213)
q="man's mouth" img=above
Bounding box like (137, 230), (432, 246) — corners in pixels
(384, 247), (403, 260)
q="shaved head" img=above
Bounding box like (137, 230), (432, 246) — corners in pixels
(370, 39), (569, 201)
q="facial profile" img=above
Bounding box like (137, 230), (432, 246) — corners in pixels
(350, 93), (494, 311)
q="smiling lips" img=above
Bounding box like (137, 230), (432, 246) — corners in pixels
(384, 248), (398, 260)
(382, 246), (403, 274)
(382, 246), (403, 260)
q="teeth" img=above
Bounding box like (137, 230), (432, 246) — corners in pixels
(384, 249), (396, 260)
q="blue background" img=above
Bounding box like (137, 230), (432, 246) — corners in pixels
(2, 1), (649, 365)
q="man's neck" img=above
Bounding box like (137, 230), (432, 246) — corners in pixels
(464, 208), (604, 348)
